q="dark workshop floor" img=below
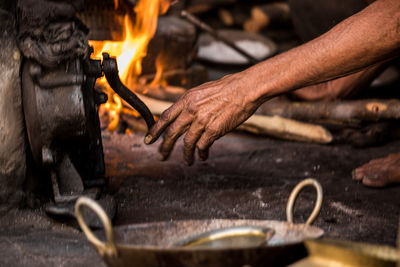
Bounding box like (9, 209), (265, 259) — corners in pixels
(0, 131), (399, 266)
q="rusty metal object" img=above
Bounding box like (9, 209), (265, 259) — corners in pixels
(22, 50), (154, 215)
(75, 178), (324, 267)
(22, 57), (106, 203)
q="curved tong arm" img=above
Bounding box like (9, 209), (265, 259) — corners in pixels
(102, 53), (155, 130)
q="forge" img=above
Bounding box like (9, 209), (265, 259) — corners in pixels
(0, 0), (399, 266)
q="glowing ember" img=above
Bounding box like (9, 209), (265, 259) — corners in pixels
(90, 0), (170, 131)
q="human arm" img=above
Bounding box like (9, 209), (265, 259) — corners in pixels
(145, 0), (400, 165)
(291, 60), (390, 101)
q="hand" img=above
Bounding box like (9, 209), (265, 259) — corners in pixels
(144, 72), (261, 166)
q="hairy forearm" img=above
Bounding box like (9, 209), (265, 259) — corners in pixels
(246, 0), (400, 104)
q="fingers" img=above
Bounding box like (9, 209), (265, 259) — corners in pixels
(198, 146), (209, 161)
(352, 168), (363, 181)
(144, 90), (222, 165)
(196, 126), (219, 162)
(158, 115), (191, 161)
(145, 102), (183, 144)
(183, 122), (205, 166)
(158, 119), (219, 165)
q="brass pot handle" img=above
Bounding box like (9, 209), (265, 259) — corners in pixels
(286, 178), (323, 225)
(75, 197), (118, 258)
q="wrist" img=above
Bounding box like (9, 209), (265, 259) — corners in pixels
(240, 60), (283, 106)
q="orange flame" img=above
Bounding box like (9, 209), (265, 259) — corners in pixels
(90, 0), (170, 131)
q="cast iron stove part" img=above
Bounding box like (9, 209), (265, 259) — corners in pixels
(22, 57), (106, 204)
(22, 48), (155, 217)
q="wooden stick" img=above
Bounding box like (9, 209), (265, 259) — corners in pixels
(240, 115), (332, 144)
(244, 3), (290, 33)
(135, 94), (333, 144)
(257, 99), (400, 123)
(218, 6), (251, 28)
(218, 8), (234, 26)
(120, 113), (148, 134)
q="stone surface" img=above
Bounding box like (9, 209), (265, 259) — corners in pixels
(0, 9), (26, 211)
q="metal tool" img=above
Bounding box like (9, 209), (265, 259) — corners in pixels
(22, 49), (154, 214)
(75, 178), (324, 267)
(181, 10), (261, 65)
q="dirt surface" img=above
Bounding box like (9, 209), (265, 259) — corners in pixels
(0, 131), (399, 266)
(104, 132), (399, 245)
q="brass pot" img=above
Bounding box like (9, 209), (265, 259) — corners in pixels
(76, 178), (324, 267)
(291, 239), (398, 267)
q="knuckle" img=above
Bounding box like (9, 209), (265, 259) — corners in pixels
(183, 136), (195, 150)
(159, 143), (169, 154)
(196, 141), (208, 151)
(183, 133), (191, 144)
(160, 136), (171, 148)
(164, 127), (178, 140)
(160, 109), (172, 122)
(181, 93), (192, 105)
(196, 144), (205, 151)
(184, 141), (194, 151)
(205, 126), (220, 138)
(184, 90), (196, 99)
(186, 103), (198, 115)
(196, 114), (208, 125)
(160, 139), (174, 154)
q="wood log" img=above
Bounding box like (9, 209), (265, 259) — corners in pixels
(244, 3), (290, 33)
(239, 115), (332, 144)
(136, 93), (172, 115)
(218, 8), (234, 26)
(257, 99), (400, 123)
(334, 122), (392, 148)
(218, 5), (251, 27)
(120, 112), (148, 133)
(135, 94), (333, 144)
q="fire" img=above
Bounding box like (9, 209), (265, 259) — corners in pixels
(90, 0), (170, 131)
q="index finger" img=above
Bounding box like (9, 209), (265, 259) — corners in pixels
(144, 102), (183, 144)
